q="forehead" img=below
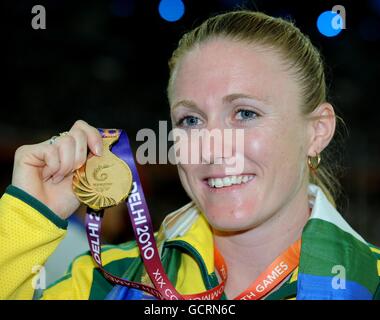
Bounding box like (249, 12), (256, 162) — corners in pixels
(171, 38), (300, 109)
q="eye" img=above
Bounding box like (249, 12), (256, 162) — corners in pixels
(235, 109), (258, 121)
(176, 115), (202, 127)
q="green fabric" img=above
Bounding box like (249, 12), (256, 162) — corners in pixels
(264, 281), (297, 300)
(300, 218), (379, 294)
(89, 257), (141, 300)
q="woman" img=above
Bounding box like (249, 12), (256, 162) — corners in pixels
(1, 10), (379, 300)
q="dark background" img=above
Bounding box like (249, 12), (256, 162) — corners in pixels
(1, 0), (380, 245)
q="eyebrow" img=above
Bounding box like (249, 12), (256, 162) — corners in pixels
(171, 93), (266, 110)
(171, 99), (198, 110)
(223, 93), (266, 104)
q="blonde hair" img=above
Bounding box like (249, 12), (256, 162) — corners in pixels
(167, 10), (347, 208)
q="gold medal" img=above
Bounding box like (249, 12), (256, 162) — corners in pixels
(73, 132), (133, 211)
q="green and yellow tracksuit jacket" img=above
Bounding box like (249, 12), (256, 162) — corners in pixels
(0, 184), (379, 300)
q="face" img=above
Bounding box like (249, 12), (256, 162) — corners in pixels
(169, 38), (311, 232)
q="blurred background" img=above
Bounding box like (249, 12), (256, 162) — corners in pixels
(1, 0), (380, 283)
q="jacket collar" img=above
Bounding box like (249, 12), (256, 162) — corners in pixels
(159, 203), (215, 275)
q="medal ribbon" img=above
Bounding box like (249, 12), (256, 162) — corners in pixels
(84, 129), (300, 300)
(85, 129), (224, 300)
(213, 239), (301, 300)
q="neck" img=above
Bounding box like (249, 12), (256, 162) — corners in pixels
(213, 185), (311, 297)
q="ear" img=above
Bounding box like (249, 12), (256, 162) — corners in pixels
(307, 102), (336, 156)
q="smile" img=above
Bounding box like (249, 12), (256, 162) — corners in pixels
(206, 175), (255, 188)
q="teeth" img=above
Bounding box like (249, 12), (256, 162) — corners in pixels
(214, 178), (223, 188)
(207, 175), (254, 188)
(222, 177), (232, 186)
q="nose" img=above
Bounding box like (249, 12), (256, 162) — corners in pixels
(200, 126), (236, 165)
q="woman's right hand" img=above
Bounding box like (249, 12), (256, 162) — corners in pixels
(11, 120), (103, 220)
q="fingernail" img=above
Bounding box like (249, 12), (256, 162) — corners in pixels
(95, 143), (103, 156)
(52, 175), (64, 184)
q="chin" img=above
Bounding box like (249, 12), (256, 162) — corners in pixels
(202, 205), (261, 233)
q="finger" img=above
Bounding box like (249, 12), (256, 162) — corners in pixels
(70, 120), (103, 156)
(52, 135), (76, 183)
(39, 144), (61, 182)
(69, 128), (88, 170)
